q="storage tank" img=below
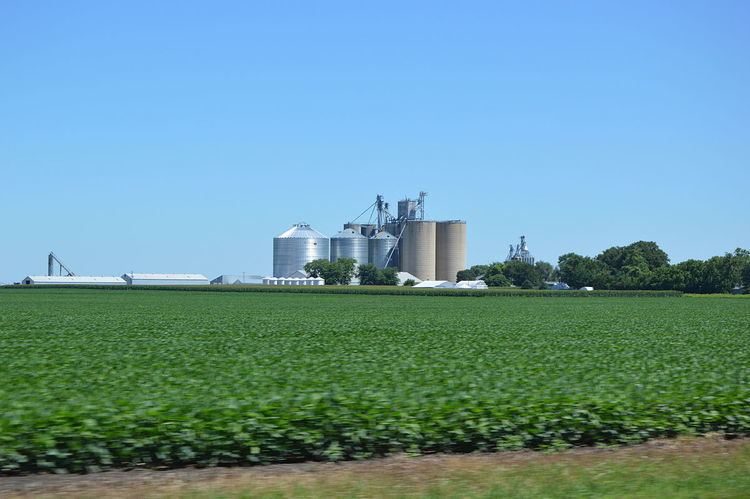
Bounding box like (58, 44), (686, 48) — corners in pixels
(435, 220), (467, 282)
(343, 223), (362, 234)
(400, 220), (436, 281)
(273, 223), (330, 278)
(368, 230), (399, 269)
(330, 228), (369, 266)
(359, 224), (377, 238)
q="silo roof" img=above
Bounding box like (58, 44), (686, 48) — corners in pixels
(331, 228), (366, 239)
(276, 223), (328, 239)
(372, 230), (396, 239)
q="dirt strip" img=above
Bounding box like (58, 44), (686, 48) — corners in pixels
(1, 435), (747, 498)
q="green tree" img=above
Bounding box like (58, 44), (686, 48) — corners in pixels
(357, 264), (379, 285)
(456, 269), (475, 281)
(534, 261), (554, 281)
(402, 278), (416, 287)
(597, 241), (669, 272)
(379, 267), (399, 286)
(558, 253), (610, 289)
(304, 259), (331, 279)
(503, 260), (544, 288)
(335, 258), (357, 285)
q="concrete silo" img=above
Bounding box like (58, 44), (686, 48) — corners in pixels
(273, 223), (330, 278)
(368, 230), (398, 269)
(435, 220), (467, 282)
(400, 220), (436, 281)
(330, 228), (369, 266)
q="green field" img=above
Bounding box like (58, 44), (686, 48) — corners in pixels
(0, 288), (749, 474)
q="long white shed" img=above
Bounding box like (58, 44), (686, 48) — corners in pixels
(22, 276), (126, 286)
(122, 273), (210, 286)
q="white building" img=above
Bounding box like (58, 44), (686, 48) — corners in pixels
(21, 276), (126, 286)
(262, 276), (325, 286)
(396, 272), (422, 286)
(455, 280), (488, 289)
(122, 273), (209, 286)
(413, 280), (456, 289)
(211, 274), (264, 285)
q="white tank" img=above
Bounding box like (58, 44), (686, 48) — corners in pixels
(435, 220), (467, 282)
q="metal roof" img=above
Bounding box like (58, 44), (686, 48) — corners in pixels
(276, 223), (328, 239)
(331, 228), (366, 239)
(413, 280), (455, 288)
(23, 276), (126, 284)
(123, 273), (208, 280)
(371, 230), (396, 239)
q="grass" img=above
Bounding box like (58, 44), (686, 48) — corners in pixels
(180, 437), (750, 498)
(0, 288), (748, 474)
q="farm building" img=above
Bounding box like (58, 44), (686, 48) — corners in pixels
(413, 280), (456, 289)
(262, 277), (325, 286)
(455, 280), (488, 289)
(396, 272), (421, 286)
(122, 273), (209, 286)
(21, 275), (126, 286)
(211, 274), (264, 285)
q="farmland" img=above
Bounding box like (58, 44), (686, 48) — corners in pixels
(0, 288), (749, 474)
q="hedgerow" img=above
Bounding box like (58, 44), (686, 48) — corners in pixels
(0, 289), (746, 475)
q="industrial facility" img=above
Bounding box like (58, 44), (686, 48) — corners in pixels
(272, 192), (468, 282)
(20, 253), (209, 286)
(506, 235), (535, 265)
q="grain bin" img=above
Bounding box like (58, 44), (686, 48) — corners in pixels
(330, 228), (369, 266)
(273, 223), (330, 278)
(435, 220), (467, 282)
(400, 220), (436, 281)
(368, 230), (398, 269)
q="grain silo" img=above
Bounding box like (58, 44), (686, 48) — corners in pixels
(330, 228), (369, 266)
(400, 220), (436, 281)
(273, 223), (330, 278)
(368, 230), (398, 269)
(435, 220), (467, 282)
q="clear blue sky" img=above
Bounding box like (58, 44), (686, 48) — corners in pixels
(1, 1), (748, 282)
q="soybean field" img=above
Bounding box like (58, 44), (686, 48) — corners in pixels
(1, 288), (749, 474)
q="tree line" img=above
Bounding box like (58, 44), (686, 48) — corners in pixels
(458, 241), (750, 293)
(304, 259), (399, 285)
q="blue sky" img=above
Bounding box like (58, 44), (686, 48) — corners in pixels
(1, 1), (748, 282)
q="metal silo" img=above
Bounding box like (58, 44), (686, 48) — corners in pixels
(273, 223), (330, 277)
(400, 220), (436, 281)
(368, 230), (398, 269)
(330, 228), (369, 266)
(359, 224), (377, 238)
(435, 220), (467, 282)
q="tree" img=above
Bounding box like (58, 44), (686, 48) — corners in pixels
(402, 279), (416, 287)
(304, 259), (330, 279)
(502, 260), (544, 288)
(558, 253), (610, 289)
(456, 269), (475, 282)
(356, 264), (398, 286)
(335, 258), (357, 285)
(480, 263), (511, 287)
(597, 241), (669, 272)
(534, 261), (554, 281)
(357, 264), (379, 285)
(484, 272), (511, 287)
(380, 267), (399, 286)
